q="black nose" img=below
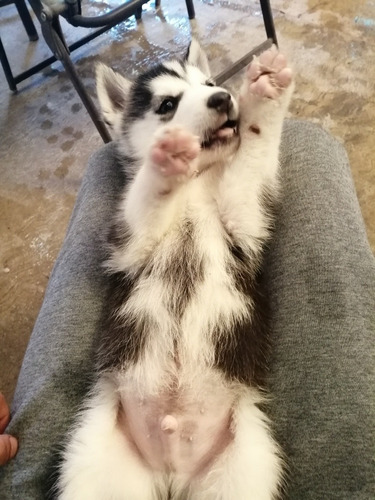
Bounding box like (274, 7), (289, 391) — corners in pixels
(207, 91), (232, 114)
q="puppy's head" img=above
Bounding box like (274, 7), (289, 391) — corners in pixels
(96, 39), (239, 166)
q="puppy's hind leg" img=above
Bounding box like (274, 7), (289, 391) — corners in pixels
(188, 390), (284, 500)
(57, 377), (157, 500)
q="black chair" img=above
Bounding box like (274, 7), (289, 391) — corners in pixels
(0, 0), (277, 143)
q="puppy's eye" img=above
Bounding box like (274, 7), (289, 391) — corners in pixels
(157, 97), (178, 115)
(205, 80), (215, 87)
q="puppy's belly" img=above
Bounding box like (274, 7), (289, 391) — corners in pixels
(118, 385), (235, 477)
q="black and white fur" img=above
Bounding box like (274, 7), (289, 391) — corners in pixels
(57, 40), (293, 499)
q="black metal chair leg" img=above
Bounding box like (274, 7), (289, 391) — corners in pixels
(0, 36), (17, 91)
(39, 12), (111, 143)
(260, 0), (278, 46)
(214, 39), (272, 86)
(135, 5), (142, 19)
(56, 39), (112, 143)
(185, 0), (195, 19)
(15, 0), (39, 41)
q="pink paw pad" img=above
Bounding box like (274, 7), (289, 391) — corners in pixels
(151, 127), (200, 177)
(247, 45), (292, 99)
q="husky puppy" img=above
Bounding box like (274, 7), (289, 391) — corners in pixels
(57, 40), (293, 499)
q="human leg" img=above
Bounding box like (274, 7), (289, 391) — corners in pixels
(264, 120), (375, 499)
(0, 142), (126, 499)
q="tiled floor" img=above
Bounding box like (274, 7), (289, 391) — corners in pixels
(1, 0), (374, 403)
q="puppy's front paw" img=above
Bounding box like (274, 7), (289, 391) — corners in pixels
(150, 126), (200, 178)
(245, 46), (293, 99)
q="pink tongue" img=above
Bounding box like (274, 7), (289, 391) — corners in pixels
(214, 127), (234, 139)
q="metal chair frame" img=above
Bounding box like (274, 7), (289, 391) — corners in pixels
(0, 0), (276, 143)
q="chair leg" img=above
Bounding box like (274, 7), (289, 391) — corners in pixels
(259, 0), (278, 45)
(55, 36), (112, 143)
(135, 5), (142, 20)
(39, 11), (112, 143)
(185, 0), (195, 19)
(0, 37), (17, 91)
(15, 0), (39, 41)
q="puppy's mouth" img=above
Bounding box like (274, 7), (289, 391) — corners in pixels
(201, 119), (238, 149)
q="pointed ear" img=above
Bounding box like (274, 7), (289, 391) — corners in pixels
(185, 38), (211, 77)
(96, 63), (131, 132)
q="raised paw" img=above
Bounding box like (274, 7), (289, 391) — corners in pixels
(246, 46), (292, 99)
(150, 126), (200, 177)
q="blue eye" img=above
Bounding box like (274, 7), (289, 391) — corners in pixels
(157, 98), (178, 114)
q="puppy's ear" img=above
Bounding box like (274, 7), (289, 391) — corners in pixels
(185, 38), (211, 77)
(96, 63), (131, 133)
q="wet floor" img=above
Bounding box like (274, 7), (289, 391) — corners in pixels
(1, 0), (374, 402)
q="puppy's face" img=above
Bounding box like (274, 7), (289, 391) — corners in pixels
(96, 40), (239, 168)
